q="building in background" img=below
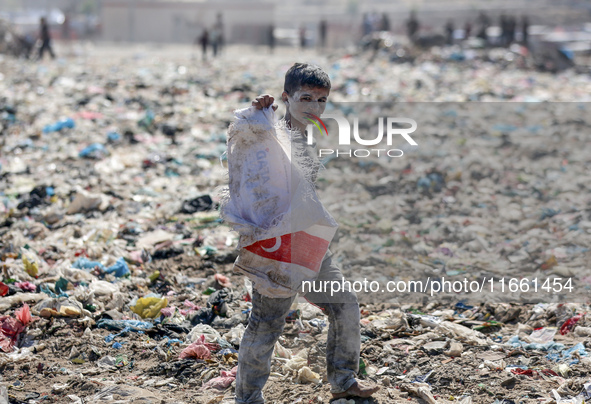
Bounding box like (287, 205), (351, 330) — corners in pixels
(101, 0), (274, 45)
(1, 0), (590, 47)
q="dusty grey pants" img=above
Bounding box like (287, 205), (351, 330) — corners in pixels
(235, 255), (361, 404)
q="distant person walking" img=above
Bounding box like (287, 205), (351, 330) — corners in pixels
(214, 13), (224, 55)
(380, 13), (390, 32)
(268, 24), (275, 53)
(318, 19), (327, 48)
(464, 21), (472, 40)
(507, 16), (516, 45)
(38, 17), (56, 60)
(362, 13), (371, 37)
(445, 20), (454, 45)
(500, 14), (508, 46)
(198, 29), (209, 61)
(476, 11), (490, 43)
(211, 28), (220, 57)
(406, 11), (419, 42)
(521, 15), (530, 46)
(299, 24), (306, 48)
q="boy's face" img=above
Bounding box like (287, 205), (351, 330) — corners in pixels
(282, 85), (330, 128)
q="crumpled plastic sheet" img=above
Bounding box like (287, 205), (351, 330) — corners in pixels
(0, 304), (32, 352)
(13, 282), (36, 292)
(546, 342), (588, 364)
(130, 297), (168, 319)
(200, 366), (238, 390)
(179, 334), (220, 360)
(507, 335), (565, 352)
(96, 318), (153, 332)
(32, 297), (84, 318)
(103, 257), (130, 277)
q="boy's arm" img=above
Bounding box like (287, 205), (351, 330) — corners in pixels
(252, 94), (278, 111)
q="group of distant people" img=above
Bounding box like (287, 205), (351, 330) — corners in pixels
(363, 12), (391, 36)
(264, 19), (328, 54)
(442, 12), (530, 46)
(361, 10), (531, 48)
(196, 13), (224, 61)
(413, 11), (530, 47)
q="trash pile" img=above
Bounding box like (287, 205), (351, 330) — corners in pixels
(1, 45), (591, 403)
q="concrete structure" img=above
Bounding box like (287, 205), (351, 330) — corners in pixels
(101, 0), (274, 44)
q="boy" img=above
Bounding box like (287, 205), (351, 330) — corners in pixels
(234, 63), (380, 403)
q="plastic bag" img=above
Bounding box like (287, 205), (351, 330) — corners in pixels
(220, 107), (338, 297)
(33, 297), (84, 318)
(201, 366), (238, 390)
(130, 297), (168, 319)
(187, 324), (221, 343)
(0, 304), (33, 352)
(179, 334), (219, 360)
(297, 366), (322, 384)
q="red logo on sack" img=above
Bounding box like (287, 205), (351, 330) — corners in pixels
(244, 231), (329, 272)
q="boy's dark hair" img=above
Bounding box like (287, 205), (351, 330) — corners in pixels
(284, 63), (331, 95)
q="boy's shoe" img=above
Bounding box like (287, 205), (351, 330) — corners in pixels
(331, 381), (380, 399)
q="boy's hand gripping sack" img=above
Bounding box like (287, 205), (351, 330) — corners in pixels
(220, 106), (338, 297)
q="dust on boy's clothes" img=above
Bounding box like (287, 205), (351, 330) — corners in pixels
(228, 63), (379, 403)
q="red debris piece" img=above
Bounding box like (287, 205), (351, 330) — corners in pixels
(0, 304), (33, 352)
(179, 334), (220, 360)
(560, 313), (585, 335)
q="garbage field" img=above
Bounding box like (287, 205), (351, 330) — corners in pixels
(1, 44), (591, 404)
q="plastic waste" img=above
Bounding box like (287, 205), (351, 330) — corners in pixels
(179, 334), (219, 360)
(560, 314), (584, 335)
(0, 386), (8, 404)
(79, 143), (108, 159)
(179, 195), (214, 214)
(284, 349), (309, 372)
(274, 341), (292, 359)
(507, 336), (564, 352)
(0, 293), (46, 312)
(224, 324), (245, 346)
(436, 321), (487, 345)
(91, 385), (162, 402)
(22, 253), (39, 278)
(14, 281), (36, 292)
(220, 106), (338, 298)
(574, 326), (591, 337)
(527, 327), (557, 343)
(42, 117), (75, 133)
(297, 366), (322, 384)
(130, 297), (168, 319)
(400, 382), (437, 404)
(0, 282), (8, 297)
(33, 297), (84, 318)
(201, 366), (238, 390)
(188, 324), (220, 343)
(103, 257), (130, 277)
(444, 340), (463, 357)
(0, 304), (32, 352)
(66, 191), (109, 215)
(72, 257), (106, 271)
(89, 280), (119, 296)
(96, 319), (153, 331)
